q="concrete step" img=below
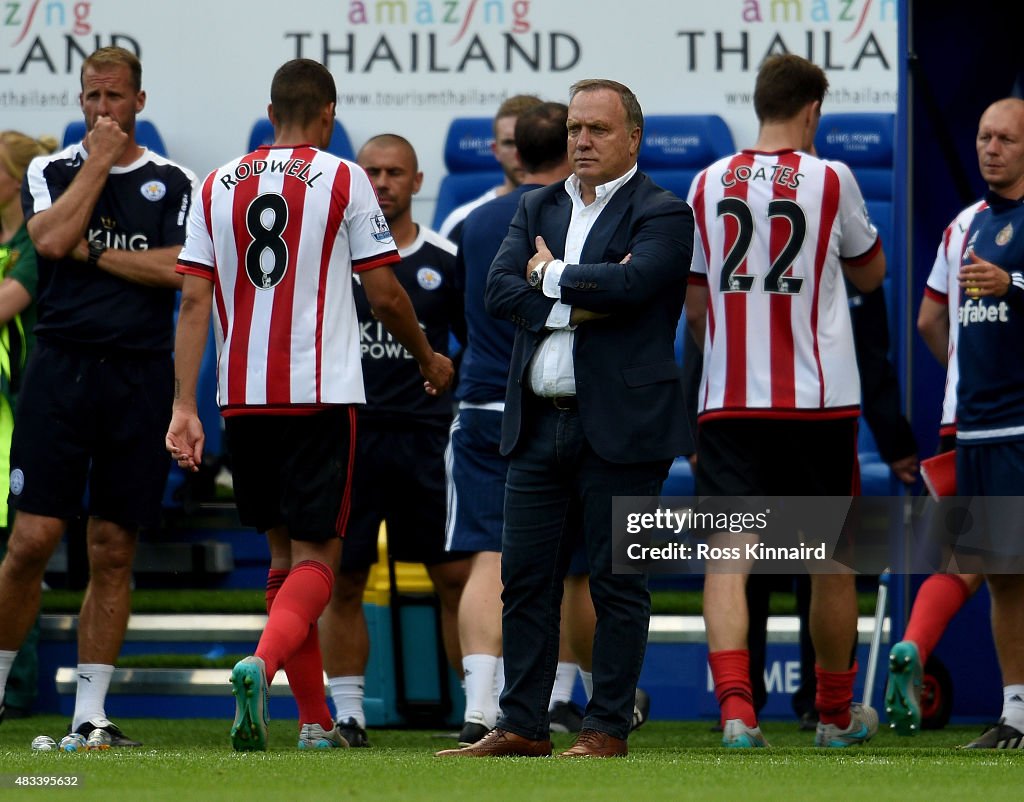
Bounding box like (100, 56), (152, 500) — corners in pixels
(51, 666), (312, 720)
(648, 614), (889, 643)
(41, 613), (266, 643)
(40, 613), (891, 722)
(54, 666), (303, 697)
(40, 607), (461, 725)
(41, 612), (889, 644)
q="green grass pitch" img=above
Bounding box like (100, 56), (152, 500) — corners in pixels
(1, 716), (1020, 801)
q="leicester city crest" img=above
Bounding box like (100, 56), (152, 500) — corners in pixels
(417, 267), (442, 290)
(140, 180), (167, 202)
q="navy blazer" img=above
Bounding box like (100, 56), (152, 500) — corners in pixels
(484, 171), (694, 464)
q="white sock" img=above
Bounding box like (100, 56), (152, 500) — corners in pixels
(549, 662), (577, 709)
(462, 653), (498, 727)
(1002, 684), (1024, 731)
(494, 657), (505, 703)
(72, 663), (114, 731)
(0, 650), (17, 700)
(579, 669), (594, 701)
(327, 675), (366, 728)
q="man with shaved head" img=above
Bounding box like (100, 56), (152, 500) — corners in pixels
(922, 97), (1024, 749)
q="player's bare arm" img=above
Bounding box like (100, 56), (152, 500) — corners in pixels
(685, 282), (709, 347)
(166, 274), (213, 471)
(0, 277), (33, 327)
(69, 241), (185, 289)
(917, 295), (950, 366)
(841, 247), (886, 293)
(360, 264), (454, 395)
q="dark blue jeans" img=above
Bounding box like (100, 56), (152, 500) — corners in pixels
(496, 402), (669, 741)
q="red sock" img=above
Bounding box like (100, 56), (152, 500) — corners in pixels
(903, 574), (972, 665)
(264, 568), (332, 728)
(285, 623), (333, 729)
(815, 661), (858, 729)
(265, 568), (288, 613)
(709, 650), (757, 728)
(256, 560), (333, 682)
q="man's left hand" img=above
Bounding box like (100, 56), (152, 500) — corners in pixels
(70, 238), (90, 263)
(420, 352), (454, 396)
(166, 410), (205, 473)
(889, 454), (919, 485)
(526, 235), (555, 280)
(959, 251), (1010, 298)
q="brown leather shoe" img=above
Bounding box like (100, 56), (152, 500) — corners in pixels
(557, 728), (628, 757)
(435, 727), (552, 757)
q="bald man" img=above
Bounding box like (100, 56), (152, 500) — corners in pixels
(931, 98), (1024, 750)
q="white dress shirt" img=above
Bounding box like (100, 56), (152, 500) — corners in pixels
(528, 164), (638, 397)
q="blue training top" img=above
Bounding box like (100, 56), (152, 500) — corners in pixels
(352, 226), (463, 427)
(22, 143), (194, 354)
(455, 184), (541, 405)
(955, 191), (1024, 444)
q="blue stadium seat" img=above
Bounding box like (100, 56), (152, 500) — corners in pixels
(638, 114), (736, 200)
(814, 115), (897, 330)
(431, 117), (503, 231)
(662, 307), (698, 499)
(815, 112), (896, 271)
(246, 117), (355, 161)
(61, 119), (168, 156)
(661, 454), (695, 498)
(646, 112), (737, 502)
(814, 113), (895, 183)
(815, 113), (899, 495)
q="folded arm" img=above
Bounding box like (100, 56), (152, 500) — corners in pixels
(26, 120), (126, 260)
(65, 240), (184, 288)
(557, 199), (694, 314)
(484, 199), (560, 331)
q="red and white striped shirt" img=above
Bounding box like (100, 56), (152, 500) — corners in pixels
(688, 149), (880, 420)
(177, 145), (399, 415)
(923, 200), (985, 435)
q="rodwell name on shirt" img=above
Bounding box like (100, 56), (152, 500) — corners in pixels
(219, 157), (323, 190)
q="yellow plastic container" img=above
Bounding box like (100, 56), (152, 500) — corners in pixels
(362, 523), (435, 605)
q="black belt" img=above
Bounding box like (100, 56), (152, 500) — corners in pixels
(531, 393), (578, 410)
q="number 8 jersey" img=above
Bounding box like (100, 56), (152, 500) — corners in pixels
(687, 149), (880, 420)
(177, 145), (400, 414)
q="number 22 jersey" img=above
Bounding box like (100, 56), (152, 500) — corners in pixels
(687, 149), (880, 420)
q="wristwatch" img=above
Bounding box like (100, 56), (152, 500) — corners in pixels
(87, 238), (107, 267)
(528, 261), (548, 289)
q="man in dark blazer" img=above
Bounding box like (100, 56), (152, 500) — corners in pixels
(437, 78), (693, 758)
